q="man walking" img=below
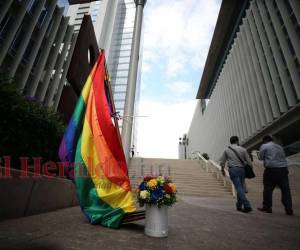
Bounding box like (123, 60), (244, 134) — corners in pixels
(258, 135), (293, 215)
(220, 136), (252, 213)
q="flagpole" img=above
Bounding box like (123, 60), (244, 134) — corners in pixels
(121, 0), (147, 164)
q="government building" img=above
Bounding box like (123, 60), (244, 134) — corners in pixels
(186, 0), (300, 159)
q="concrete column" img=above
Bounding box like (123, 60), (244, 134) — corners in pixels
(247, 11), (280, 118)
(251, 2), (288, 113)
(236, 32), (261, 131)
(44, 25), (74, 107)
(257, 0), (296, 107)
(53, 33), (78, 110)
(17, 0), (57, 91)
(0, 0), (13, 24)
(277, 0), (300, 61)
(26, 7), (63, 97)
(231, 41), (251, 139)
(223, 63), (234, 138)
(121, 0), (146, 163)
(0, 0), (31, 65)
(265, 0), (300, 99)
(289, 0), (300, 25)
(219, 69), (231, 140)
(36, 17), (69, 102)
(8, 0), (46, 79)
(240, 24), (266, 128)
(235, 34), (257, 134)
(227, 50), (247, 140)
(244, 18), (273, 123)
(225, 54), (242, 138)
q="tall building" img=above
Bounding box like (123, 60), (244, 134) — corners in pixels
(187, 0), (300, 159)
(0, 0), (76, 108)
(67, 0), (146, 158)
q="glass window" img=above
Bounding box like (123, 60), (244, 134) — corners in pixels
(10, 27), (25, 55)
(37, 8), (47, 27)
(0, 14), (13, 40)
(119, 50), (131, 57)
(22, 39), (35, 63)
(114, 85), (127, 92)
(113, 92), (126, 100)
(116, 70), (128, 78)
(27, 0), (39, 14)
(120, 44), (131, 50)
(117, 63), (129, 70)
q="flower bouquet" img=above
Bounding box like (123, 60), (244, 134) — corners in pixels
(137, 175), (177, 207)
(138, 175), (177, 237)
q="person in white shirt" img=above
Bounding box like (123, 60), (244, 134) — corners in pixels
(220, 136), (252, 213)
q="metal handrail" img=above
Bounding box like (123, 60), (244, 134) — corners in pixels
(191, 151), (236, 197)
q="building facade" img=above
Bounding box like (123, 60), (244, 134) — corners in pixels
(0, 0), (76, 108)
(187, 0), (300, 159)
(67, 0), (145, 159)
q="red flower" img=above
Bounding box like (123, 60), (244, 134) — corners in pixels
(164, 184), (173, 193)
(143, 175), (153, 181)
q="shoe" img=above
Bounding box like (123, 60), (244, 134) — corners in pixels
(257, 207), (272, 213)
(285, 209), (294, 216)
(237, 207), (243, 212)
(242, 207), (252, 213)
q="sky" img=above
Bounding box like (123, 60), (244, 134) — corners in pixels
(136, 0), (221, 159)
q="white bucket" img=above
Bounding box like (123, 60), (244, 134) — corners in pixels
(144, 204), (168, 237)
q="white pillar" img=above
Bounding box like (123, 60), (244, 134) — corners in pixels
(26, 7), (64, 97)
(44, 25), (74, 107)
(0, 0), (13, 24)
(0, 0), (31, 65)
(277, 0), (300, 61)
(247, 10), (280, 119)
(244, 18), (273, 123)
(17, 0), (57, 91)
(239, 25), (266, 128)
(122, 0), (146, 163)
(257, 0), (296, 107)
(53, 33), (78, 110)
(251, 2), (288, 113)
(227, 50), (247, 140)
(8, 0), (46, 79)
(36, 17), (69, 102)
(289, 0), (300, 25)
(236, 35), (260, 131)
(235, 35), (257, 134)
(265, 0), (300, 99)
(231, 41), (251, 139)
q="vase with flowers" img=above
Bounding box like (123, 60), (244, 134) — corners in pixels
(137, 175), (177, 237)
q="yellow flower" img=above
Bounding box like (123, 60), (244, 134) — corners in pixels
(147, 179), (158, 188)
(140, 190), (150, 199)
(169, 183), (177, 192)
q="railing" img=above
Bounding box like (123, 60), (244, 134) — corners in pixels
(191, 151), (236, 197)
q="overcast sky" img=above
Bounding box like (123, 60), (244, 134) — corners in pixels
(136, 0), (221, 159)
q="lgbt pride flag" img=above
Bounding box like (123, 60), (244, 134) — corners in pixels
(59, 51), (136, 228)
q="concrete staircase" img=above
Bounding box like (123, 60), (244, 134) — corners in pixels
(129, 158), (233, 198)
(129, 157), (300, 207)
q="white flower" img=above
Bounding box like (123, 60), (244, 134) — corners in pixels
(140, 190), (150, 199)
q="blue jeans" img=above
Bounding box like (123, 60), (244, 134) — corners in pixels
(229, 166), (251, 209)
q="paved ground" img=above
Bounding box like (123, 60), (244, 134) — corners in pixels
(0, 196), (299, 250)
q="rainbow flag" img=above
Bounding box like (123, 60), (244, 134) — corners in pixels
(59, 51), (136, 228)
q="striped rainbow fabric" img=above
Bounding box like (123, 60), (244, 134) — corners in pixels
(59, 51), (136, 228)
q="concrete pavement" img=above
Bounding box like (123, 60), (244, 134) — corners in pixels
(0, 196), (299, 250)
